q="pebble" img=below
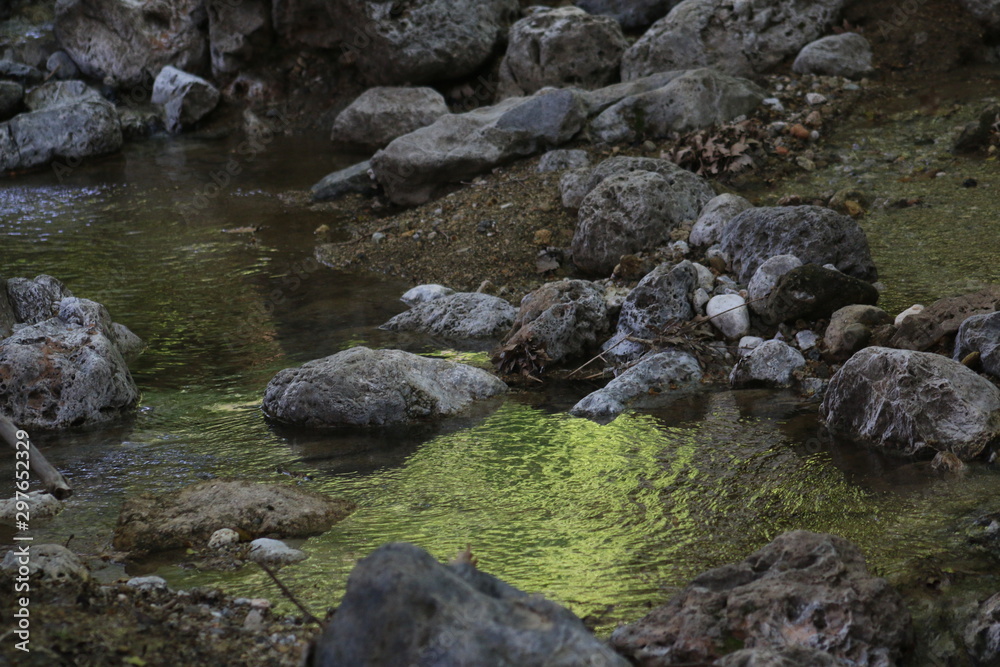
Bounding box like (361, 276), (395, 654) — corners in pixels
(789, 124), (810, 139)
(127, 576), (169, 591)
(796, 330), (819, 350)
(738, 336), (764, 358)
(371, 232), (386, 243)
(208, 528), (240, 549)
(894, 304), (924, 326)
(763, 97), (785, 112)
(806, 92), (828, 105)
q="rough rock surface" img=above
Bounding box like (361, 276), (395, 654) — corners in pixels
(890, 287), (1000, 351)
(562, 155), (715, 211)
(497, 7), (628, 98)
(24, 80), (103, 111)
(262, 346), (507, 428)
(579, 70), (686, 116)
(330, 87), (450, 152)
(538, 148), (590, 173)
(792, 33), (873, 79)
(6, 275), (73, 324)
(0, 97), (122, 172)
(0, 491), (63, 525)
(0, 81), (22, 121)
(113, 479), (355, 553)
(400, 284), (455, 306)
(574, 0), (679, 30)
(965, 591), (1000, 665)
(310, 161), (377, 202)
(954, 311), (1000, 379)
(821, 347), (1000, 459)
(716, 646), (845, 666)
(308, 542), (629, 667)
(247, 538), (307, 566)
(706, 293), (749, 339)
(689, 193), (752, 247)
(720, 206), (877, 284)
(570, 348), (702, 422)
(380, 292), (516, 341)
(206, 0), (272, 75)
(760, 264), (880, 325)
(621, 0), (848, 79)
(0, 544), (91, 601)
(57, 296), (143, 360)
(729, 339), (805, 388)
(590, 68), (764, 143)
(824, 305), (893, 361)
(151, 66), (221, 133)
(611, 530), (911, 666)
(747, 254), (801, 316)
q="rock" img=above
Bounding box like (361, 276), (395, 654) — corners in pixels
(0, 491), (63, 525)
(689, 193), (752, 247)
(57, 296), (143, 358)
(0, 60), (43, 85)
(371, 88), (587, 205)
(24, 80), (103, 111)
(560, 167), (592, 209)
(569, 348), (702, 422)
(380, 292), (516, 342)
(331, 87), (450, 152)
(0, 97), (123, 172)
(738, 335), (764, 357)
(611, 530), (911, 665)
(46, 50), (81, 80)
(579, 70), (686, 115)
(0, 544), (91, 600)
(208, 528), (241, 549)
(965, 592), (1000, 664)
(400, 284), (456, 306)
(747, 254), (802, 316)
(206, 0), (272, 75)
(590, 68), (765, 143)
(792, 33), (873, 79)
(824, 305), (893, 361)
(621, 0), (849, 79)
(247, 538), (307, 566)
(954, 311), (1000, 379)
(716, 646), (844, 666)
(574, 0), (678, 30)
(262, 346), (507, 428)
(55, 0), (208, 88)
(954, 103), (1000, 153)
(6, 275), (73, 324)
(274, 0), (518, 85)
(307, 542), (629, 667)
(113, 479), (355, 553)
(310, 160), (377, 202)
(497, 7), (628, 98)
(151, 66), (221, 133)
(894, 304), (924, 327)
(706, 293), (749, 339)
(602, 261), (697, 363)
(563, 155), (716, 211)
(720, 206), (877, 284)
(821, 347), (1000, 459)
(729, 339), (805, 388)
(538, 148), (590, 173)
(761, 264), (880, 325)
(795, 329), (818, 350)
(126, 575), (169, 591)
(111, 322), (145, 360)
(0, 81), (22, 121)
(890, 287), (1000, 352)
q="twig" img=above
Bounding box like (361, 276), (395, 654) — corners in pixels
(0, 415), (73, 499)
(257, 561), (322, 626)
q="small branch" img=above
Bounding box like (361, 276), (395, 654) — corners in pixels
(0, 415), (73, 500)
(257, 561), (322, 626)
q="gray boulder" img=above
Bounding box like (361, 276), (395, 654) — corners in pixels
(954, 311), (1000, 379)
(747, 254), (802, 316)
(151, 66), (221, 133)
(538, 148), (590, 173)
(262, 346), (507, 428)
(57, 296), (144, 360)
(689, 193), (752, 247)
(824, 305), (893, 361)
(24, 80), (104, 111)
(579, 70), (686, 115)
(310, 160), (377, 202)
(331, 87), (450, 152)
(792, 33), (873, 79)
(371, 88), (588, 205)
(602, 261), (697, 363)
(570, 348), (702, 422)
(621, 0), (848, 79)
(821, 347), (1000, 459)
(965, 592), (1000, 665)
(0, 81), (22, 121)
(55, 0), (208, 88)
(206, 0), (272, 75)
(729, 339), (805, 388)
(562, 155), (715, 210)
(720, 206), (877, 284)
(574, 0), (679, 30)
(6, 275), (73, 324)
(113, 479), (355, 553)
(611, 530), (911, 666)
(760, 264), (879, 325)
(891, 287), (1000, 352)
(380, 292), (516, 342)
(307, 542), (629, 667)
(497, 7), (628, 98)
(590, 68), (765, 143)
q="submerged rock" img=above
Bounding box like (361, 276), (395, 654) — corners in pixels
(262, 346), (507, 428)
(793, 33), (873, 79)
(310, 161), (377, 202)
(729, 339), (805, 389)
(330, 87), (450, 152)
(380, 292), (516, 342)
(306, 542), (629, 667)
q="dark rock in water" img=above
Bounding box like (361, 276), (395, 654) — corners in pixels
(965, 592), (1000, 665)
(890, 286), (1000, 351)
(307, 542), (629, 667)
(729, 339), (804, 389)
(821, 346), (1000, 459)
(0, 81), (23, 121)
(330, 86), (450, 152)
(6, 275), (73, 325)
(381, 292), (516, 342)
(574, 0), (677, 30)
(720, 206), (877, 284)
(113, 479), (355, 553)
(262, 346), (507, 428)
(824, 305), (893, 361)
(954, 310), (1000, 380)
(310, 161), (377, 202)
(761, 264), (879, 325)
(611, 530), (911, 666)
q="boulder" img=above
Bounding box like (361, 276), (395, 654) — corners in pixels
(621, 0), (848, 79)
(371, 88), (588, 205)
(965, 592), (1000, 665)
(380, 292), (516, 342)
(151, 66), (221, 133)
(24, 80), (104, 111)
(400, 284), (455, 306)
(792, 33), (873, 79)
(0, 544), (91, 602)
(890, 287), (1000, 351)
(747, 254), (802, 316)
(497, 7), (628, 98)
(273, 0), (518, 85)
(590, 68), (765, 143)
(310, 161), (377, 202)
(760, 264), (879, 325)
(562, 154), (715, 211)
(729, 339), (805, 388)
(55, 0), (208, 88)
(579, 70), (686, 115)
(206, 0), (272, 75)
(0, 81), (23, 121)
(954, 311), (1000, 378)
(538, 148), (590, 173)
(57, 296), (144, 360)
(602, 261), (697, 362)
(307, 542), (629, 667)
(262, 346), (507, 428)
(611, 530), (911, 665)
(720, 206), (877, 284)
(706, 293), (749, 339)
(330, 87), (450, 152)
(821, 347), (1000, 459)
(569, 348), (702, 422)
(824, 305), (893, 361)
(574, 0), (678, 30)
(6, 275), (73, 325)
(113, 479), (355, 553)
(689, 193), (752, 247)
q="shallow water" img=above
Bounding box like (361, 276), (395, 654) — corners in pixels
(1, 125), (999, 637)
